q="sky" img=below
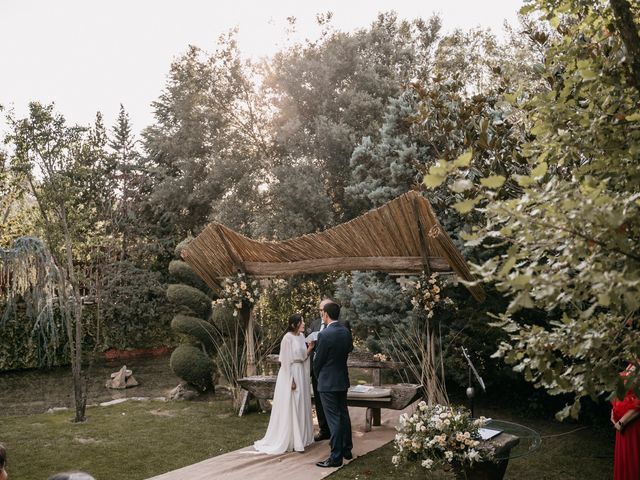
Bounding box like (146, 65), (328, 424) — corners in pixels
(0, 0), (523, 136)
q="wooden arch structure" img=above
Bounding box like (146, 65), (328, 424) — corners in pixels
(182, 190), (484, 375)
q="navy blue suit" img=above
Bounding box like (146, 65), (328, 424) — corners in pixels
(313, 321), (353, 463)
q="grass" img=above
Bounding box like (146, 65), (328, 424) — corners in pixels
(0, 398), (269, 480)
(0, 394), (616, 480)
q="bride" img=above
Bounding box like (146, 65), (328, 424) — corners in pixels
(254, 314), (315, 454)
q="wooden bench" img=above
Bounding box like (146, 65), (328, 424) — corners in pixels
(237, 352), (422, 431)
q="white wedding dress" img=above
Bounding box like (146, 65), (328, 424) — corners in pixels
(254, 332), (314, 454)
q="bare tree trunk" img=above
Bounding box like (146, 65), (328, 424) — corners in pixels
(610, 0), (640, 92)
(61, 207), (86, 423)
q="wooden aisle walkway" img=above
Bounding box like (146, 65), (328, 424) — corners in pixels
(146, 405), (414, 480)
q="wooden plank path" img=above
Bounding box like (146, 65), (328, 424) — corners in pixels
(146, 405), (414, 480)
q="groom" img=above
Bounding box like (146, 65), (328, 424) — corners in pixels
(313, 302), (353, 468)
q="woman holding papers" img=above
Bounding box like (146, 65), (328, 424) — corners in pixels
(254, 314), (315, 454)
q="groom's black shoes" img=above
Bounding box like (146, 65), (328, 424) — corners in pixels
(343, 451), (353, 460)
(316, 458), (342, 468)
(314, 432), (330, 441)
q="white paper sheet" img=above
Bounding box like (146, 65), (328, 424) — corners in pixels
(478, 427), (502, 440)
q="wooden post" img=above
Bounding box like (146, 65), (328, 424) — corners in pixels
(216, 225), (257, 378)
(242, 305), (257, 377)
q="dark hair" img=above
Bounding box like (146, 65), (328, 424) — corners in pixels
(287, 314), (303, 332)
(0, 443), (5, 469)
(322, 302), (340, 321)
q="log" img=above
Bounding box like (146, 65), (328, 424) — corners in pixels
(241, 256), (451, 277)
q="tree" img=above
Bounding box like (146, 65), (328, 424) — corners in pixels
(1, 238), (62, 365)
(424, 0), (640, 418)
(251, 159), (334, 240)
(264, 12), (442, 221)
(109, 104), (143, 261)
(142, 35), (271, 239)
(5, 103), (114, 422)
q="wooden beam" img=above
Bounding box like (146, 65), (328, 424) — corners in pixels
(240, 256), (451, 277)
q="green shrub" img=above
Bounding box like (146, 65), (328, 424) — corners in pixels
(169, 344), (213, 390)
(100, 261), (173, 350)
(166, 284), (212, 319)
(168, 260), (211, 293)
(171, 314), (217, 354)
(211, 305), (238, 335)
(174, 237), (193, 259)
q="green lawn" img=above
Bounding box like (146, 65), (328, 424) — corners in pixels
(0, 398), (269, 480)
(0, 397), (615, 480)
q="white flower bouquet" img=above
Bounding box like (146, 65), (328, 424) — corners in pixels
(392, 402), (493, 472)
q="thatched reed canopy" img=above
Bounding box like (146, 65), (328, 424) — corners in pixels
(182, 191), (484, 302)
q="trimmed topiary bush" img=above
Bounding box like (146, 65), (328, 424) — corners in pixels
(211, 305), (238, 335)
(169, 260), (211, 293)
(171, 314), (217, 354)
(167, 236), (221, 394)
(167, 284), (212, 319)
(174, 237), (193, 259)
(169, 344), (213, 391)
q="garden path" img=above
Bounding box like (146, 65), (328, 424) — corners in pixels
(146, 404), (414, 480)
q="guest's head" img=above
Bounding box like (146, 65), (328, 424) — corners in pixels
(47, 473), (95, 480)
(0, 443), (6, 480)
(319, 298), (333, 310)
(287, 313), (304, 334)
(322, 302), (340, 321)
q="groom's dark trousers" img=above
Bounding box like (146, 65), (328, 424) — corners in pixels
(313, 321), (353, 464)
(319, 390), (352, 462)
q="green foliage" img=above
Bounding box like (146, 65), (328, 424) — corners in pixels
(422, 0), (640, 418)
(211, 305), (237, 335)
(143, 40), (269, 238)
(266, 12), (442, 220)
(166, 283), (212, 319)
(168, 260), (211, 293)
(334, 272), (412, 352)
(171, 314), (217, 354)
(98, 261), (173, 350)
(174, 237), (193, 259)
(251, 160), (334, 240)
(169, 344), (213, 390)
(0, 303), (68, 370)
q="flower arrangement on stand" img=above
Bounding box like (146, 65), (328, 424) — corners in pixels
(388, 273), (452, 405)
(214, 273), (260, 316)
(408, 272), (454, 316)
(392, 402), (493, 474)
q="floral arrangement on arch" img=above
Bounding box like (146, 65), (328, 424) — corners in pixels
(214, 273), (260, 316)
(409, 273), (442, 318)
(392, 402), (493, 471)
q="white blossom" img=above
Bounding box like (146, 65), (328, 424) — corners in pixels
(421, 459), (434, 469)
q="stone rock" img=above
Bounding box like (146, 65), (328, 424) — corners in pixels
(106, 365), (139, 389)
(169, 382), (200, 401)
